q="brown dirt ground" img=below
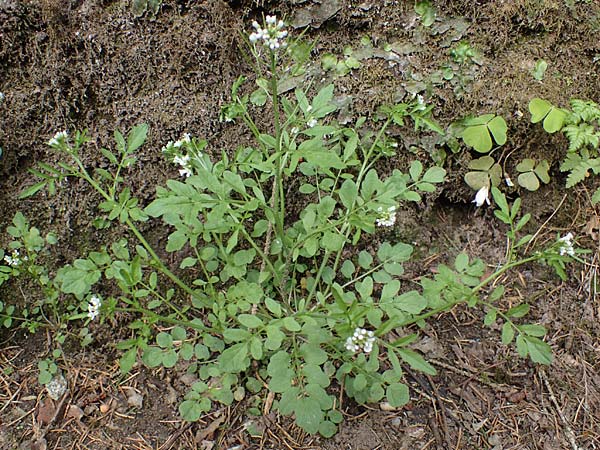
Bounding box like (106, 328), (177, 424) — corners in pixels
(1, 0), (600, 449)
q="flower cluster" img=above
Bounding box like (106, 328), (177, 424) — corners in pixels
(376, 206), (397, 227)
(173, 154), (193, 178)
(87, 295), (102, 320)
(48, 131), (68, 148)
(173, 133), (191, 148)
(3, 249), (27, 267)
(472, 185), (490, 207)
(558, 232), (575, 256)
(162, 134), (194, 177)
(249, 15), (288, 50)
(345, 328), (376, 354)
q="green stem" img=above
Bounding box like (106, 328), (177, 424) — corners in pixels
(70, 154), (198, 300)
(114, 307), (208, 332)
(395, 254), (540, 329)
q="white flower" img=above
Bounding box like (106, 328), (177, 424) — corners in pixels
(307, 118), (318, 128)
(345, 328), (376, 354)
(0, 92), (4, 102)
(87, 295), (102, 320)
(558, 232), (575, 256)
(249, 15), (288, 51)
(505, 177), (514, 187)
(3, 249), (26, 267)
(48, 131), (68, 147)
(173, 154), (193, 177)
(376, 206), (397, 227)
(472, 185), (490, 207)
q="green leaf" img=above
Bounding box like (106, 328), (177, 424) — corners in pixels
(283, 317), (301, 332)
(295, 397), (323, 435)
(179, 398), (210, 422)
(386, 382), (410, 407)
(533, 160), (550, 184)
(358, 251), (373, 269)
(415, 0), (436, 26)
(127, 124), (148, 153)
(464, 171), (490, 190)
(487, 116), (507, 146)
(506, 304), (530, 318)
(393, 291), (427, 314)
(353, 373), (368, 391)
(397, 348), (436, 375)
(422, 166), (446, 183)
(469, 155), (495, 171)
(518, 324), (546, 337)
(516, 158), (536, 172)
(338, 179), (358, 210)
(529, 99), (567, 133)
(119, 348), (137, 374)
(265, 298), (282, 317)
(218, 343), (249, 373)
(517, 172), (540, 191)
(524, 336), (552, 365)
(19, 181), (48, 199)
(238, 314), (264, 329)
(454, 253), (469, 272)
(501, 322), (515, 345)
(529, 98), (552, 123)
(462, 124), (492, 153)
(341, 260), (355, 279)
(409, 160), (423, 182)
(592, 187), (600, 204)
(532, 59), (548, 81)
(156, 332), (173, 348)
(162, 349), (179, 368)
(142, 346), (163, 368)
(318, 421), (337, 438)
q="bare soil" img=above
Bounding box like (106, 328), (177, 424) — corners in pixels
(1, 1), (599, 449)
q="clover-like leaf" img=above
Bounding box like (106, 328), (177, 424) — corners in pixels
(516, 159), (550, 191)
(464, 156), (502, 190)
(529, 98), (567, 133)
(461, 115), (507, 153)
(517, 172), (539, 191)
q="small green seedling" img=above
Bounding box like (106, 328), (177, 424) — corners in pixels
(532, 60), (548, 81)
(529, 98), (568, 133)
(460, 114), (507, 153)
(415, 1), (436, 27)
(132, 0), (161, 16)
(464, 156), (501, 190)
(516, 159), (550, 191)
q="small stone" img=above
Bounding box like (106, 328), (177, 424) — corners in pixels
(46, 374), (68, 400)
(126, 390), (143, 409)
(99, 403), (110, 414)
(391, 417), (402, 427)
(66, 404), (84, 421)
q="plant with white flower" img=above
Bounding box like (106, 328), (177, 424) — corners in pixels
(376, 205), (397, 227)
(345, 328), (376, 354)
(173, 133), (191, 148)
(307, 118), (318, 128)
(558, 232), (575, 256)
(48, 131), (68, 148)
(87, 295), (102, 320)
(249, 15), (288, 51)
(173, 154), (193, 178)
(472, 185), (490, 207)
(3, 249), (27, 267)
